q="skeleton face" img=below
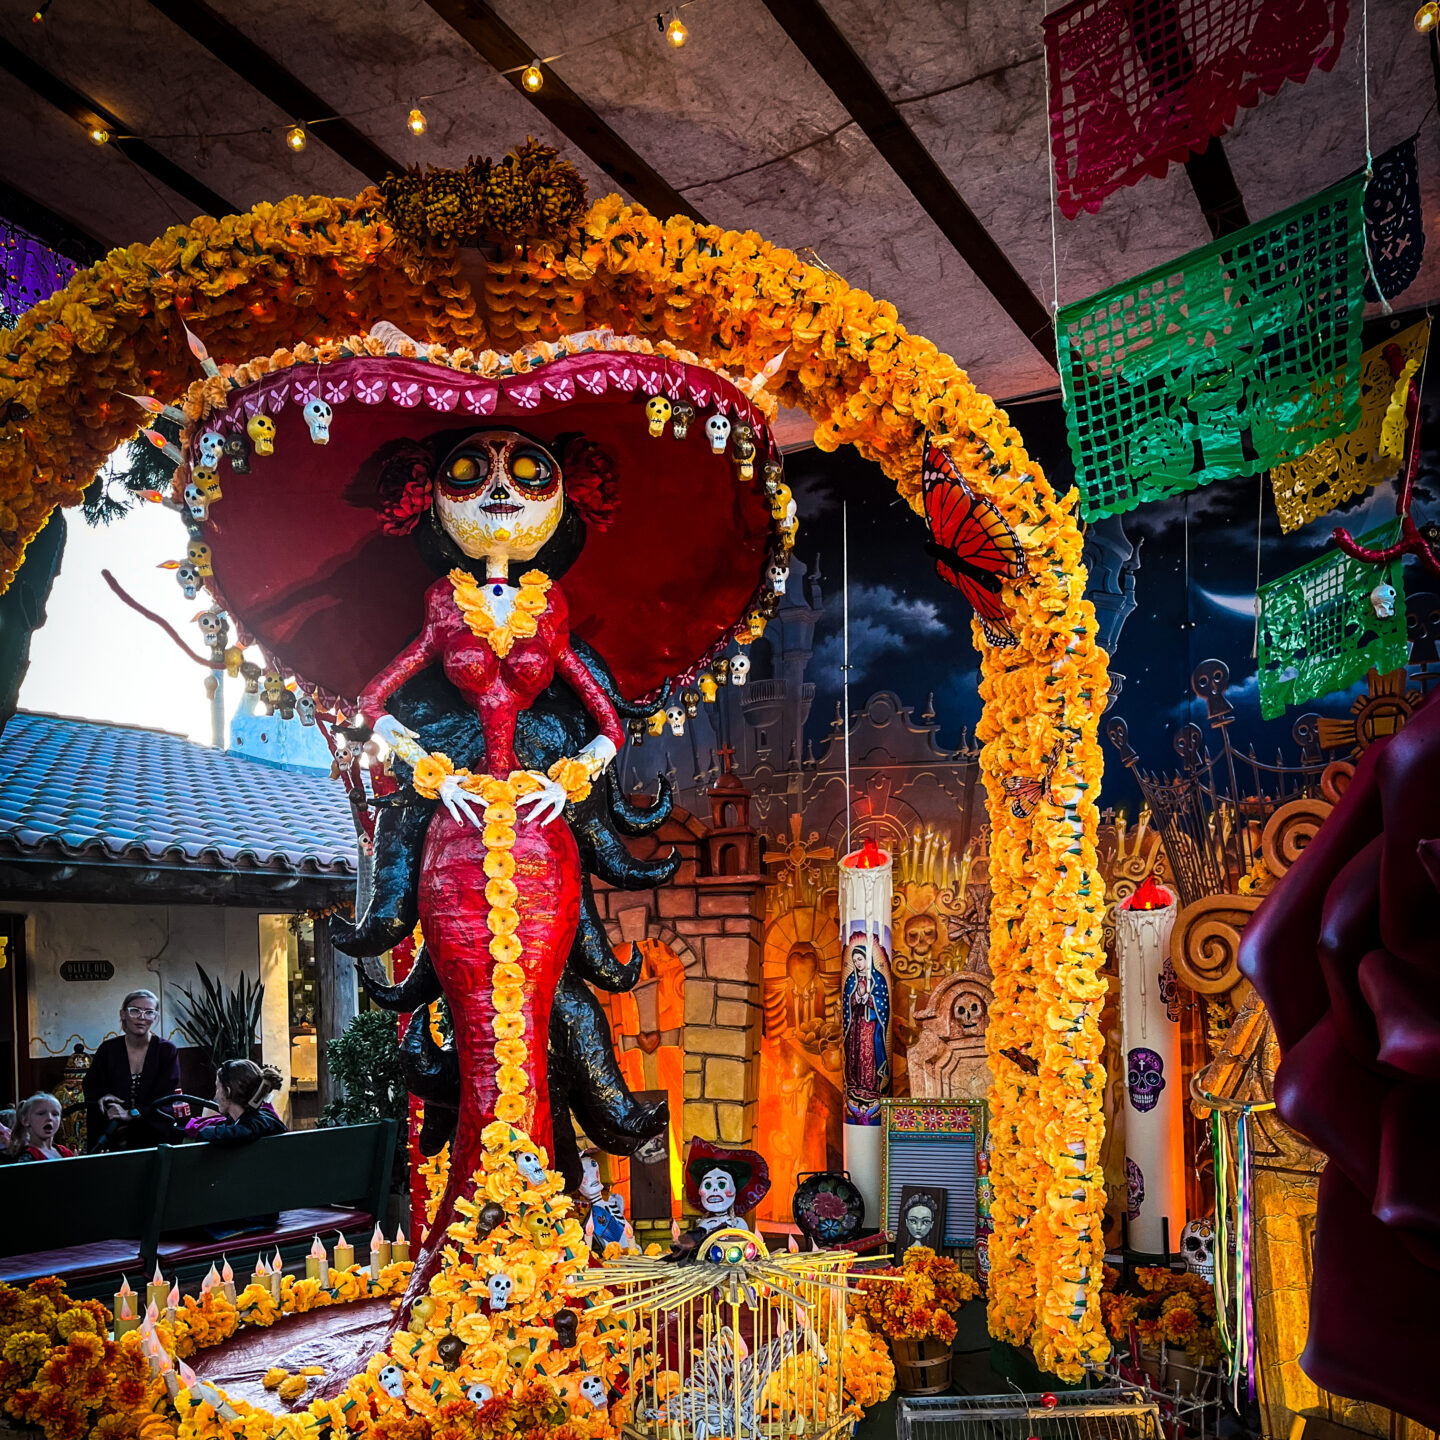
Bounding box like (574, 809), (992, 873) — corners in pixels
(176, 564), (201, 599)
(196, 430), (224, 468)
(904, 914), (939, 959)
(646, 709), (666, 736)
(671, 402), (695, 440)
(645, 395), (671, 437)
(523, 1211), (555, 1244)
(698, 1166), (737, 1215)
(222, 433), (251, 473)
(951, 992), (985, 1034)
(303, 399), (333, 445)
(376, 1364), (405, 1399)
(197, 610), (226, 647)
(665, 704), (685, 737)
(187, 540), (213, 575)
(1180, 1218), (1216, 1282)
(1125, 1158), (1145, 1220)
(578, 1375), (607, 1409)
(1127, 1047), (1166, 1113)
(464, 1383), (493, 1405)
(297, 693), (317, 726)
(579, 1154), (604, 1202)
(515, 1151), (547, 1186)
(768, 561), (789, 595)
(729, 653), (751, 686)
(434, 430), (563, 568)
(731, 422), (756, 479)
(763, 462), (783, 495)
(705, 413), (731, 454)
(183, 484), (208, 521)
(1371, 581), (1397, 619)
(192, 466), (222, 502)
(698, 673), (718, 703)
(487, 1272), (513, 1310)
(246, 414), (275, 456)
(681, 688), (700, 717)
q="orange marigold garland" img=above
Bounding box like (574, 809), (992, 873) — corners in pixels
(0, 180), (1110, 1379)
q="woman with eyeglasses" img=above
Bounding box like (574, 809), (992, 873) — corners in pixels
(81, 989), (181, 1150)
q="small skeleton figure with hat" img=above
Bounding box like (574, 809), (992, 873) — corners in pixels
(577, 1148), (638, 1254)
(668, 1138), (771, 1263)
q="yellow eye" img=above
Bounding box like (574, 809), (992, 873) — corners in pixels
(512, 455), (538, 481)
(450, 456), (478, 481)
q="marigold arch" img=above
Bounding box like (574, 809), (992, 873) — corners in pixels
(0, 186), (1110, 1379)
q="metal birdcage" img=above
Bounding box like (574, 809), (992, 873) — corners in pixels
(898, 1389), (1163, 1440)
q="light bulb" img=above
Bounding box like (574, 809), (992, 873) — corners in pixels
(407, 107), (427, 136)
(88, 124), (110, 146)
(521, 60), (543, 92)
(1417, 2), (1440, 30)
(285, 124), (307, 152)
(666, 15), (688, 46)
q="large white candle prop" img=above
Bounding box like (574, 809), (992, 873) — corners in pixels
(838, 837), (894, 1228)
(1116, 877), (1187, 1255)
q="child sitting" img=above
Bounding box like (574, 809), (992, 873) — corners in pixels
(186, 1061), (286, 1146)
(6, 1093), (73, 1161)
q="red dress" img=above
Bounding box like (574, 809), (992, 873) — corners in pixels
(359, 572), (623, 1270)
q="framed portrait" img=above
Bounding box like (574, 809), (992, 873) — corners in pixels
(880, 1098), (987, 1247)
(897, 1185), (947, 1252)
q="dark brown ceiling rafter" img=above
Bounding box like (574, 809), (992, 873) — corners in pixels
(1184, 140), (1250, 238)
(0, 36), (235, 218)
(760, 0), (1056, 369)
(418, 0), (705, 224)
(142, 0), (401, 186)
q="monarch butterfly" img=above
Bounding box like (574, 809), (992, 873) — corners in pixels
(1000, 741), (1063, 820)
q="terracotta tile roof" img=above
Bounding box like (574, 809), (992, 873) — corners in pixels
(0, 711), (357, 875)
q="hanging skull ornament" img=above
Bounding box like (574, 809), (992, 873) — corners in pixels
(222, 433), (251, 473)
(435, 1334), (465, 1371)
(1371, 581), (1398, 619)
(553, 1309), (578, 1348)
(175, 563), (201, 600)
(1127, 1047), (1166, 1113)
(671, 401), (695, 440)
(577, 1375), (608, 1410)
(763, 460), (783, 495)
(239, 660), (262, 695)
(515, 1151), (547, 1186)
(768, 560), (790, 595)
(646, 709), (666, 736)
(731, 421), (756, 480)
(376, 1365), (406, 1400)
(665, 703), (686, 737)
(1125, 1157), (1145, 1220)
(644, 395), (671, 438)
(1180, 1217), (1216, 1283)
(246, 413), (276, 457)
(627, 717), (646, 748)
(698, 672), (718, 703)
(681, 688), (700, 718)
(187, 539), (213, 577)
(303, 399), (333, 445)
(473, 1201), (506, 1239)
(196, 609), (227, 652)
(193, 467), (222, 503)
(729, 652), (751, 686)
(196, 430), (224, 468)
(486, 1272), (513, 1310)
(465, 1383), (493, 1406)
(182, 483), (208, 521)
(297, 692), (317, 726)
(705, 412), (731, 454)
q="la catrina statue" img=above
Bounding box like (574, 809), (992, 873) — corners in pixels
(173, 325), (790, 1302)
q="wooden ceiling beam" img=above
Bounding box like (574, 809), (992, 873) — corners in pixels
(418, 0), (705, 224)
(142, 0), (402, 186)
(0, 36), (235, 218)
(759, 0), (1056, 369)
(1184, 139), (1251, 238)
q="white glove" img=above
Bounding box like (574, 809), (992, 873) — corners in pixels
(372, 713), (427, 767)
(437, 772), (484, 829)
(517, 776), (569, 827)
(577, 734), (618, 777)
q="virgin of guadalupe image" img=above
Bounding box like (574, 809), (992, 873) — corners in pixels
(842, 932), (891, 1106)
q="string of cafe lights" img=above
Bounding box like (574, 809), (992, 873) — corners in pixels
(59, 5), (699, 153)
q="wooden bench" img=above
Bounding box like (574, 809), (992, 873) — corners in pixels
(0, 1121), (396, 1298)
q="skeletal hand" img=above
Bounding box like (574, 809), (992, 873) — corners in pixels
(517, 776), (568, 826)
(437, 772), (484, 829)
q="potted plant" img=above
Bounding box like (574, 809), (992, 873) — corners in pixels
(1101, 1265), (1223, 1393)
(850, 1245), (979, 1395)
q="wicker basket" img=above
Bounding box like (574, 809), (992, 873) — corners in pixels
(892, 1336), (953, 1395)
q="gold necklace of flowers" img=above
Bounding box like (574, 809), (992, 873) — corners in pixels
(448, 567), (551, 658)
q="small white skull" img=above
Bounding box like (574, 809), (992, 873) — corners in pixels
(183, 483), (208, 521)
(297, 692), (317, 726)
(698, 1165), (737, 1216)
(197, 609), (226, 648)
(487, 1272), (513, 1310)
(729, 652), (751, 686)
(377, 1364), (406, 1399)
(705, 413), (731, 454)
(1180, 1217), (1216, 1283)
(303, 399), (333, 445)
(515, 1151), (547, 1187)
(465, 1383), (493, 1405)
(196, 430), (225, 468)
(176, 564), (201, 599)
(1371, 581), (1397, 619)
(577, 1375), (608, 1410)
(763, 461), (783, 495)
(768, 561), (789, 595)
(665, 704), (686, 737)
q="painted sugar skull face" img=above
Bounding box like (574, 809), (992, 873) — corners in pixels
(465, 1383), (493, 1405)
(487, 1272), (513, 1310)
(435, 430), (563, 568)
(699, 1166), (738, 1215)
(515, 1150), (547, 1187)
(377, 1364), (405, 1399)
(578, 1375), (607, 1409)
(1125, 1157), (1144, 1220)
(1127, 1046), (1166, 1112)
(1180, 1217), (1216, 1283)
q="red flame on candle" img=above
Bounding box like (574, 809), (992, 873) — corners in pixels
(1123, 876), (1172, 911)
(846, 838), (887, 869)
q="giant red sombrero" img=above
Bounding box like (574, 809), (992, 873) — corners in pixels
(174, 329), (793, 703)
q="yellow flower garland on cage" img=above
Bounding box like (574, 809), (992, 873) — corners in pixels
(0, 182), (1110, 1379)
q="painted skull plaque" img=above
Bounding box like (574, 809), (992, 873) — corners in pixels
(1126, 1157), (1145, 1221)
(1127, 1046), (1166, 1112)
(1180, 1217), (1216, 1282)
(1158, 958), (1181, 1023)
